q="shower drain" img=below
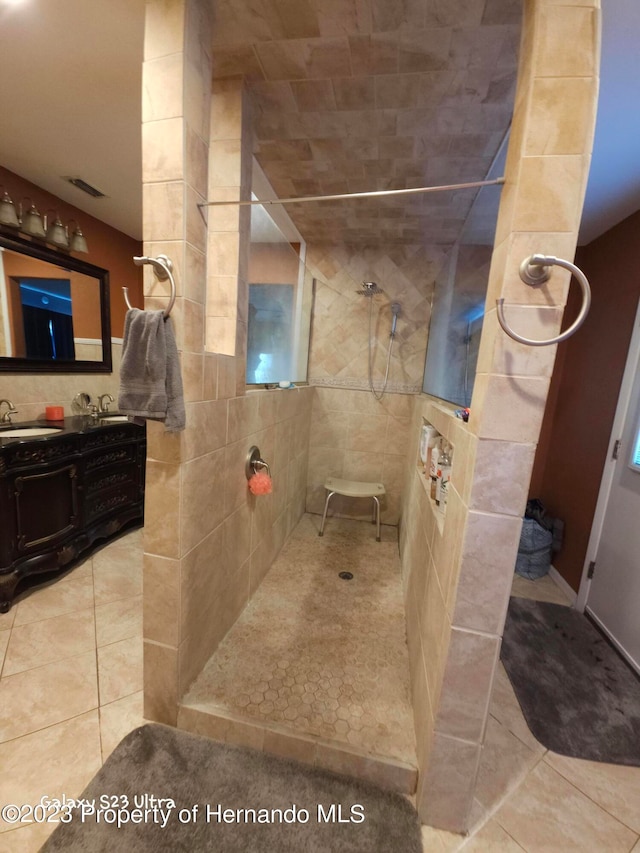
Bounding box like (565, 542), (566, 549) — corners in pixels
(338, 571), (354, 580)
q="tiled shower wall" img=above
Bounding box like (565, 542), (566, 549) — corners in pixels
(304, 243), (447, 523)
(141, 0), (313, 725)
(306, 387), (412, 525)
(400, 0), (600, 833)
(306, 242), (447, 394)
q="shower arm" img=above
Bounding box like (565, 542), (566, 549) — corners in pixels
(496, 255), (591, 347)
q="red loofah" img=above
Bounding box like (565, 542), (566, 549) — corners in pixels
(248, 471), (272, 495)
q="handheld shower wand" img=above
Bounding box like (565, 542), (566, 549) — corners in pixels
(366, 292), (402, 400)
(390, 302), (401, 337)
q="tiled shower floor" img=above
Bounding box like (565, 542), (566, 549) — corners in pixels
(180, 513), (417, 791)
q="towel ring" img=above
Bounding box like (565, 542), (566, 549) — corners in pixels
(123, 254), (176, 319)
(496, 254), (592, 347)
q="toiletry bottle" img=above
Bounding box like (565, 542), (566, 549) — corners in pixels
(419, 425), (429, 465)
(426, 428), (439, 476)
(429, 438), (441, 500)
(438, 445), (453, 513)
(420, 425), (438, 475)
(435, 442), (451, 509)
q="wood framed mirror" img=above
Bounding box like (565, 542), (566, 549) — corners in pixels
(0, 230), (111, 373)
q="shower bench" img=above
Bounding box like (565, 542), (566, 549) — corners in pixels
(319, 477), (386, 541)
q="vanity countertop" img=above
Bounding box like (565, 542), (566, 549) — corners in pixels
(0, 415), (142, 445)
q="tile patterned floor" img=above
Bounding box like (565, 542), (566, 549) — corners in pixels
(183, 514), (417, 767)
(422, 574), (640, 851)
(2, 525), (640, 853)
(0, 528), (146, 852)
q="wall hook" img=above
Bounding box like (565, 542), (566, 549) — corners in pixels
(496, 254), (592, 347)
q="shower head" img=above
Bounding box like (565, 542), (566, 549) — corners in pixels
(356, 281), (383, 296)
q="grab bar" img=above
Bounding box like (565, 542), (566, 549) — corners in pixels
(496, 254), (591, 347)
(123, 254), (176, 319)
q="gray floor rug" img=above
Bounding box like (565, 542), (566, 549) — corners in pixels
(42, 724), (421, 852)
(501, 596), (640, 766)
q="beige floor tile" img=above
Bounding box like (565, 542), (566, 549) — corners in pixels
(12, 575), (94, 628)
(510, 573), (572, 606)
(0, 608), (16, 632)
(95, 594), (143, 647)
(92, 547), (142, 606)
(98, 636), (143, 705)
(465, 798), (489, 838)
(0, 710), (101, 833)
(461, 818), (525, 851)
(544, 752), (640, 834)
(112, 527), (143, 551)
(475, 716), (542, 814)
(632, 838), (640, 851)
(184, 514), (416, 765)
(99, 690), (146, 761)
(421, 823), (465, 851)
(0, 820), (57, 852)
(494, 760), (637, 852)
(0, 630), (9, 672)
(55, 559), (93, 585)
(2, 607), (95, 677)
(0, 652), (98, 743)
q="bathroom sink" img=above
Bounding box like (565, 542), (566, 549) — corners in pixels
(99, 415), (129, 424)
(0, 427), (64, 437)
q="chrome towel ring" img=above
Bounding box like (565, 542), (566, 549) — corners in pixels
(496, 254), (591, 347)
(123, 254), (176, 318)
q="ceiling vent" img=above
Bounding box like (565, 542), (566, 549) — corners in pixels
(64, 177), (106, 198)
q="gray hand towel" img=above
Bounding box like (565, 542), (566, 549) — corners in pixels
(118, 309), (185, 432)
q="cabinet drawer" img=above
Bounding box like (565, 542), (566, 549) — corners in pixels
(3, 439), (78, 473)
(84, 443), (138, 474)
(84, 462), (139, 497)
(84, 482), (141, 525)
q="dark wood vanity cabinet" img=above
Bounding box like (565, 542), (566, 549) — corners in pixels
(0, 419), (145, 611)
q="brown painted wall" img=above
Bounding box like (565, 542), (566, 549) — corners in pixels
(248, 242), (300, 284)
(0, 165), (142, 337)
(530, 210), (640, 591)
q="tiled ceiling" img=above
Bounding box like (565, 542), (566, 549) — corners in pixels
(211, 0), (522, 246)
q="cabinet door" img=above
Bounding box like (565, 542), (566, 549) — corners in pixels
(14, 464), (80, 553)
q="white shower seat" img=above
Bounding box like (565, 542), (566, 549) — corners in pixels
(318, 477), (386, 542)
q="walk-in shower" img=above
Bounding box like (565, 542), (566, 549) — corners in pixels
(356, 282), (401, 400)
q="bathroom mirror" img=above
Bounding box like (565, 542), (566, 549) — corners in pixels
(0, 230), (111, 372)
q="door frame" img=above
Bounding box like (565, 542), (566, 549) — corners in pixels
(576, 294), (640, 613)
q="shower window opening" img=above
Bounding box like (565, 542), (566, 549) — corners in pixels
(246, 192), (313, 386)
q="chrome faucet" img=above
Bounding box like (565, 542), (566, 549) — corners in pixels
(98, 393), (114, 413)
(0, 399), (18, 424)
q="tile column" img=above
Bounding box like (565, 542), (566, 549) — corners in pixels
(140, 0), (216, 725)
(206, 79), (253, 396)
(408, 0), (600, 832)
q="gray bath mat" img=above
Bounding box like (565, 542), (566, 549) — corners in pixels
(42, 724), (421, 852)
(501, 597), (640, 765)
